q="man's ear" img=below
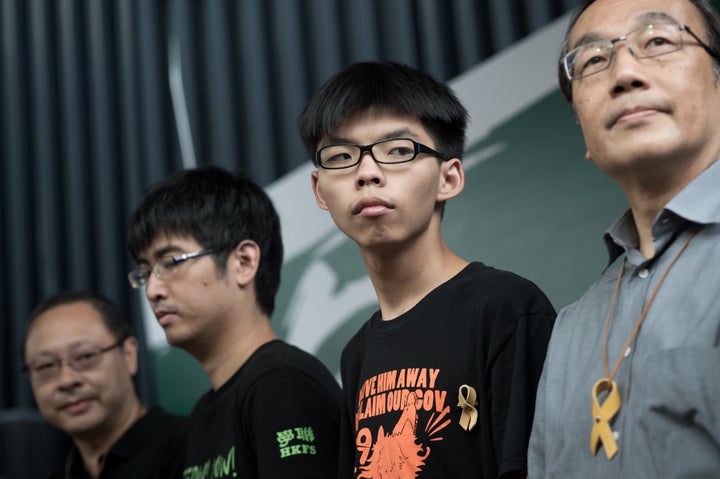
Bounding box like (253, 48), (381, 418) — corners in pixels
(229, 240), (261, 287)
(122, 336), (139, 376)
(437, 158), (465, 202)
(585, 150), (592, 161)
(311, 170), (329, 211)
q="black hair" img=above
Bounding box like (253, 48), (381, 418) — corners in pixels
(298, 61), (468, 162)
(127, 166), (283, 317)
(22, 290), (132, 359)
(559, 0), (720, 103)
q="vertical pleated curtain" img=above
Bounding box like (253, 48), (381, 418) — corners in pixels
(0, 0), (577, 409)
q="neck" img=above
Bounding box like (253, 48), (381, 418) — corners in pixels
(617, 158), (714, 258)
(359, 235), (468, 320)
(200, 309), (277, 390)
(73, 399), (145, 479)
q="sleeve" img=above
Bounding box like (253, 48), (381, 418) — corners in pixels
(337, 342), (361, 479)
(244, 367), (342, 479)
(490, 296), (555, 478)
(336, 393), (357, 479)
(527, 358), (550, 478)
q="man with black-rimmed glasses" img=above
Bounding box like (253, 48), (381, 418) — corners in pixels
(22, 290), (185, 478)
(299, 61), (556, 479)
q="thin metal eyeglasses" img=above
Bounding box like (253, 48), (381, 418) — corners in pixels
(563, 22), (720, 81)
(23, 338), (126, 383)
(127, 248), (214, 288)
(315, 138), (449, 170)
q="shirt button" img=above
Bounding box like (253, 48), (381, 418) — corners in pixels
(638, 268), (649, 278)
(614, 431), (620, 441)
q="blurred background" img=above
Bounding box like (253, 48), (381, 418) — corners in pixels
(1, 0), (581, 413)
(2, 3), (719, 464)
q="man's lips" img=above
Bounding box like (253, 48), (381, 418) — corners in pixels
(60, 397), (92, 415)
(352, 197), (394, 217)
(153, 309), (178, 326)
(607, 104), (668, 127)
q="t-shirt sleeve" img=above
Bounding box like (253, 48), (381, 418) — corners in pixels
(243, 367), (342, 479)
(490, 297), (555, 478)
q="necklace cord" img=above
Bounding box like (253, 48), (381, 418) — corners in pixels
(602, 225), (701, 381)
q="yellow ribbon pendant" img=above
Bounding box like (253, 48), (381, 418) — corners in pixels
(590, 378), (621, 459)
(457, 384), (478, 431)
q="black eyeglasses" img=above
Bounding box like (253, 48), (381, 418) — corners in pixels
(127, 248), (214, 288)
(315, 138), (449, 170)
(563, 22), (720, 81)
(23, 338), (126, 383)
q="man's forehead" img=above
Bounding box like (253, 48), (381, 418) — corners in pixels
(322, 110), (427, 144)
(138, 233), (197, 261)
(27, 307), (110, 352)
(569, 0), (694, 47)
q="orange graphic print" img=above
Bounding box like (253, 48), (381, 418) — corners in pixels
(355, 368), (451, 479)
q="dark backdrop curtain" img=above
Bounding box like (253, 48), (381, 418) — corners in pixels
(0, 0), (579, 410)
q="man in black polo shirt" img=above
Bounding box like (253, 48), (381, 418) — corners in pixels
(22, 290), (185, 479)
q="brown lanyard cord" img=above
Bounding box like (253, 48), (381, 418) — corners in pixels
(602, 225), (701, 381)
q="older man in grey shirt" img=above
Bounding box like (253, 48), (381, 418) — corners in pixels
(529, 0), (720, 477)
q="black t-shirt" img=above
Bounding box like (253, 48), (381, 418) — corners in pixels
(339, 262), (556, 478)
(182, 340), (342, 479)
(52, 406), (186, 479)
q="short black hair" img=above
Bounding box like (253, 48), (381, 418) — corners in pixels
(22, 290), (132, 359)
(298, 61), (468, 162)
(559, 0), (720, 103)
(127, 166), (283, 317)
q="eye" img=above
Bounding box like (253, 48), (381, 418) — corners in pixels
(575, 44), (611, 75)
(387, 146), (414, 157)
(160, 256), (178, 269)
(636, 25), (679, 54)
(136, 266), (152, 278)
(320, 145), (357, 166)
(643, 35), (677, 52)
(32, 360), (58, 372)
(72, 350), (100, 367)
(325, 152), (353, 164)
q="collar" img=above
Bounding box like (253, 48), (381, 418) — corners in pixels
(603, 159), (720, 268)
(64, 406), (164, 478)
(106, 406), (161, 459)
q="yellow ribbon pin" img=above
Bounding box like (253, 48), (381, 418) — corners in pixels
(590, 378), (621, 459)
(457, 384), (478, 431)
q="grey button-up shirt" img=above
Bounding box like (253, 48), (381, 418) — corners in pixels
(528, 159), (720, 479)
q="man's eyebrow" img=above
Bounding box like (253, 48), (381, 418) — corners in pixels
(137, 245), (184, 264)
(28, 339), (93, 358)
(636, 11), (678, 26)
(571, 31), (605, 50)
(570, 11), (680, 50)
(324, 128), (420, 146)
(153, 245), (185, 260)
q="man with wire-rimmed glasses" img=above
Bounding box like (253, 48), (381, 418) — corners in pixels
(126, 166), (342, 479)
(529, 0), (720, 477)
(22, 290), (185, 478)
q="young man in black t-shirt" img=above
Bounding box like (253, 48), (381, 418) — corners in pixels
(298, 61), (556, 478)
(127, 167), (342, 479)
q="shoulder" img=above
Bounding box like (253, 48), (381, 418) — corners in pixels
(116, 406), (186, 451)
(553, 263), (620, 330)
(138, 406), (187, 437)
(448, 262), (556, 319)
(243, 340), (340, 395)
